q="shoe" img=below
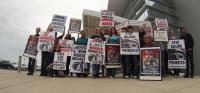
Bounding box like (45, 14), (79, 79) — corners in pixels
(133, 76), (139, 79)
(124, 76), (129, 79)
(190, 76), (194, 78)
(109, 76), (113, 79)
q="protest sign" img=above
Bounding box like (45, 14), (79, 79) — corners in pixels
(140, 47), (161, 81)
(85, 39), (105, 64)
(155, 18), (168, 30)
(37, 32), (55, 52)
(68, 18), (81, 33)
(58, 39), (74, 56)
(105, 44), (121, 68)
(154, 30), (168, 41)
(51, 14), (67, 33)
(23, 35), (39, 58)
(70, 45), (87, 73)
(168, 39), (186, 69)
(99, 10), (114, 27)
(53, 52), (67, 70)
(120, 32), (140, 55)
(116, 20), (153, 36)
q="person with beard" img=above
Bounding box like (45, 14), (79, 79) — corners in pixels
(27, 27), (40, 75)
(180, 27), (194, 78)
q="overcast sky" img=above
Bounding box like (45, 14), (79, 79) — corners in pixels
(0, 0), (108, 63)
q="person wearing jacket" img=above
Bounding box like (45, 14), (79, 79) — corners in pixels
(27, 27), (40, 75)
(75, 31), (89, 77)
(91, 27), (105, 78)
(180, 27), (194, 78)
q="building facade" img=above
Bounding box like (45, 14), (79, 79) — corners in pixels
(108, 0), (200, 75)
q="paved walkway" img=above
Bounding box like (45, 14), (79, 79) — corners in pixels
(0, 69), (200, 93)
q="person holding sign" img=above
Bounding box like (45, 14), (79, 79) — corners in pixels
(75, 31), (89, 77)
(40, 24), (64, 76)
(121, 26), (139, 79)
(63, 34), (73, 77)
(180, 27), (194, 78)
(90, 27), (106, 78)
(107, 27), (120, 78)
(27, 27), (40, 75)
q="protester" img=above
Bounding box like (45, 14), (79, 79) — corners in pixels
(180, 27), (194, 78)
(121, 26), (135, 79)
(107, 27), (120, 78)
(50, 27), (65, 77)
(75, 31), (89, 77)
(76, 31), (88, 45)
(27, 27), (40, 75)
(41, 24), (65, 76)
(130, 26), (140, 79)
(91, 27), (105, 78)
(40, 24), (55, 76)
(141, 34), (153, 47)
(63, 33), (73, 77)
(139, 27), (145, 47)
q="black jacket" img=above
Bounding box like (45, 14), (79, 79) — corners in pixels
(180, 32), (194, 49)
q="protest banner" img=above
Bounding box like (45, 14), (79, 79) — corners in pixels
(51, 14), (67, 33)
(105, 44), (121, 68)
(140, 47), (161, 81)
(155, 18), (168, 30)
(23, 35), (39, 58)
(116, 20), (153, 36)
(37, 32), (55, 52)
(154, 30), (168, 41)
(85, 39), (105, 64)
(58, 39), (74, 56)
(68, 18), (81, 33)
(99, 10), (114, 27)
(70, 45), (87, 73)
(168, 39), (186, 69)
(115, 20), (128, 32)
(120, 32), (140, 55)
(53, 52), (67, 70)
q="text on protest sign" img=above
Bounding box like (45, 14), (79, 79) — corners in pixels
(140, 47), (161, 81)
(53, 52), (67, 70)
(23, 35), (39, 58)
(154, 30), (168, 42)
(99, 10), (114, 27)
(120, 32), (140, 55)
(85, 39), (105, 64)
(70, 45), (87, 73)
(58, 39), (74, 56)
(37, 32), (55, 52)
(51, 14), (67, 33)
(168, 39), (186, 69)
